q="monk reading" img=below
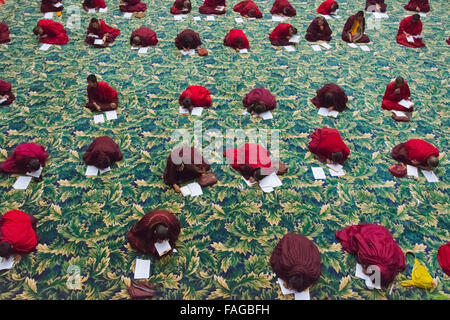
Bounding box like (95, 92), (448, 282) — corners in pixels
(130, 27), (158, 48)
(33, 19), (69, 45)
(391, 139), (439, 171)
(396, 14), (425, 48)
(305, 17), (332, 42)
(164, 146), (218, 193)
(316, 0), (338, 15)
(0, 210), (38, 258)
(82, 0), (106, 11)
(308, 127), (350, 165)
(0, 22), (10, 43)
(179, 85), (212, 112)
(175, 29), (202, 53)
(342, 11), (370, 43)
(311, 83), (348, 112)
(199, 0), (226, 15)
(83, 136), (123, 170)
(365, 0), (387, 12)
(85, 18), (120, 48)
(0, 80), (15, 106)
(404, 0), (430, 13)
(119, 0), (147, 13)
(270, 0), (296, 17)
(224, 29), (249, 51)
(171, 0), (191, 15)
(233, 0), (262, 19)
(269, 23), (297, 46)
(336, 224), (406, 288)
(437, 243), (450, 277)
(40, 0), (63, 15)
(242, 88), (276, 116)
(0, 143), (49, 175)
(127, 210), (180, 258)
(85, 74), (118, 112)
(270, 233), (322, 293)
(381, 77), (413, 121)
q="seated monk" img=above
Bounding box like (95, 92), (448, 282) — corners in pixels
(85, 18), (120, 48)
(0, 22), (10, 44)
(0, 80), (15, 106)
(305, 17), (332, 42)
(83, 136), (123, 170)
(270, 233), (322, 293)
(396, 14), (425, 48)
(317, 0), (338, 15)
(447, 37), (450, 45)
(0, 143), (49, 175)
(170, 0), (191, 14)
(179, 85), (212, 112)
(127, 210), (180, 258)
(40, 0), (63, 14)
(0, 210), (38, 258)
(164, 146), (217, 193)
(119, 0), (147, 13)
(199, 0), (226, 15)
(391, 139), (439, 171)
(82, 0), (106, 11)
(85, 74), (118, 112)
(342, 11), (370, 43)
(130, 26), (158, 48)
(437, 243), (450, 277)
(308, 127), (350, 165)
(242, 88), (276, 115)
(233, 0), (262, 18)
(270, 0), (296, 17)
(336, 224), (406, 288)
(311, 83), (348, 112)
(365, 0), (387, 13)
(175, 29), (202, 52)
(224, 29), (249, 51)
(382, 77), (413, 120)
(33, 19), (69, 45)
(269, 23), (297, 46)
(404, 0), (429, 13)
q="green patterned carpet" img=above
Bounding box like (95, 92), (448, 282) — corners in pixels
(0, 0), (448, 300)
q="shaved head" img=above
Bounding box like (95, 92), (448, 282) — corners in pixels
(427, 156), (439, 168)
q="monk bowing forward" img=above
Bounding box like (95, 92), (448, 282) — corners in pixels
(85, 74), (118, 112)
(365, 0), (387, 13)
(199, 0), (226, 15)
(85, 18), (120, 48)
(308, 127), (350, 165)
(179, 85), (212, 111)
(0, 143), (49, 175)
(119, 0), (147, 13)
(175, 29), (202, 53)
(305, 17), (332, 42)
(34, 19), (69, 45)
(224, 29), (249, 51)
(130, 27), (158, 48)
(40, 0), (64, 14)
(0, 22), (10, 44)
(269, 23), (298, 46)
(391, 139), (439, 171)
(0, 80), (15, 106)
(171, 0), (191, 15)
(0, 210), (38, 258)
(82, 0), (106, 11)
(311, 83), (348, 113)
(396, 14), (425, 48)
(242, 88), (276, 116)
(83, 136), (123, 170)
(404, 0), (430, 13)
(342, 11), (370, 43)
(316, 0), (338, 15)
(233, 0), (262, 18)
(270, 0), (296, 17)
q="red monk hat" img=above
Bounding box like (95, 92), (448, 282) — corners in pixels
(224, 143), (272, 170)
(437, 243), (450, 277)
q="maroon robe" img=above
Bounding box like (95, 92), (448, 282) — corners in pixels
(0, 210), (38, 254)
(233, 0), (262, 18)
(270, 0), (296, 17)
(381, 81), (412, 111)
(269, 23), (294, 46)
(0, 80), (15, 106)
(404, 0), (430, 13)
(447, 37), (450, 45)
(391, 139), (439, 166)
(0, 143), (49, 174)
(37, 19), (69, 45)
(175, 29), (202, 50)
(41, 0), (64, 13)
(341, 14), (370, 43)
(130, 27), (158, 46)
(199, 0), (226, 15)
(365, 0), (387, 13)
(242, 88), (276, 112)
(308, 127), (350, 165)
(224, 29), (249, 50)
(85, 19), (120, 45)
(311, 83), (348, 112)
(82, 136), (123, 170)
(86, 81), (119, 111)
(305, 17), (332, 42)
(0, 22), (10, 44)
(119, 0), (147, 12)
(171, 0), (191, 14)
(83, 0), (106, 9)
(396, 16), (425, 48)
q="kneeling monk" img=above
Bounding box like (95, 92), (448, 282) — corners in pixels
(0, 143), (49, 175)
(396, 14), (425, 48)
(242, 88), (276, 115)
(308, 127), (350, 165)
(0, 22), (10, 44)
(130, 26), (158, 48)
(270, 233), (322, 293)
(342, 11), (370, 43)
(404, 0), (429, 13)
(317, 0), (339, 15)
(171, 0), (191, 14)
(224, 29), (249, 51)
(381, 77), (413, 121)
(40, 0), (64, 14)
(85, 18), (120, 48)
(311, 83), (348, 112)
(270, 0), (296, 17)
(83, 136), (123, 170)
(119, 0), (147, 13)
(0, 210), (38, 258)
(305, 17), (332, 42)
(437, 243), (450, 277)
(269, 23), (297, 46)
(82, 0), (106, 11)
(127, 210), (180, 258)
(391, 139), (439, 171)
(33, 19), (69, 45)
(199, 0), (226, 15)
(175, 29), (202, 52)
(0, 80), (15, 106)
(233, 0), (262, 18)
(85, 74), (118, 112)
(179, 85), (212, 111)
(365, 0), (387, 12)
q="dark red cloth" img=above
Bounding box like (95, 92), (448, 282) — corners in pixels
(130, 27), (158, 46)
(233, 0), (262, 18)
(308, 127), (350, 164)
(437, 243), (450, 277)
(270, 0), (296, 17)
(224, 29), (249, 50)
(365, 0), (387, 12)
(179, 85), (212, 108)
(37, 19), (69, 45)
(269, 23), (293, 46)
(336, 224), (406, 287)
(163, 146), (211, 186)
(86, 19), (120, 45)
(127, 210), (180, 256)
(86, 81), (118, 111)
(40, 0), (64, 13)
(0, 210), (38, 254)
(392, 139), (439, 165)
(447, 37), (450, 45)
(175, 29), (202, 50)
(396, 16), (425, 48)
(311, 83), (348, 112)
(388, 164), (407, 177)
(224, 144), (273, 179)
(82, 136), (123, 170)
(0, 80), (15, 106)
(0, 22), (10, 44)
(305, 17), (332, 42)
(270, 233), (322, 292)
(404, 0), (430, 12)
(199, 0), (226, 15)
(342, 14), (370, 43)
(120, 0), (147, 12)
(317, 0), (337, 15)
(0, 143), (49, 174)
(242, 88), (276, 111)
(170, 0), (191, 14)
(83, 0), (106, 9)
(381, 81), (412, 111)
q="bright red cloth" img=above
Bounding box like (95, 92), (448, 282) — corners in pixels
(119, 0), (147, 12)
(381, 81), (412, 111)
(82, 136), (123, 170)
(87, 81), (118, 105)
(0, 210), (38, 254)
(224, 29), (249, 50)
(308, 127), (350, 164)
(37, 19), (69, 45)
(41, 0), (64, 13)
(242, 88), (276, 111)
(404, 139), (439, 164)
(311, 83), (348, 112)
(396, 16), (425, 48)
(404, 0), (429, 12)
(171, 0), (191, 14)
(233, 0), (262, 18)
(179, 85), (212, 108)
(0, 22), (10, 44)
(0, 143), (49, 174)
(270, 0), (296, 17)
(317, 0), (337, 15)
(269, 23), (293, 46)
(224, 144), (272, 179)
(130, 27), (158, 46)
(437, 243), (450, 276)
(199, 0), (226, 14)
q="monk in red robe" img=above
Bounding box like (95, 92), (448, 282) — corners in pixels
(199, 0), (226, 15)
(437, 243), (450, 277)
(175, 29), (202, 52)
(40, 0), (63, 14)
(233, 0), (262, 18)
(317, 0), (338, 15)
(130, 27), (158, 47)
(396, 14), (425, 48)
(119, 0), (147, 13)
(85, 18), (120, 48)
(85, 74), (118, 112)
(382, 77), (413, 121)
(242, 88), (276, 115)
(179, 85), (212, 111)
(269, 23), (297, 46)
(447, 37), (450, 45)
(0, 22), (10, 43)
(270, 233), (322, 292)
(0, 143), (49, 175)
(342, 11), (370, 43)
(83, 136), (123, 170)
(365, 0), (387, 12)
(391, 139), (439, 170)
(33, 20), (69, 45)
(82, 0), (106, 11)
(0, 80), (15, 106)
(308, 127), (350, 165)
(171, 0), (191, 14)
(404, 0), (430, 13)
(336, 224), (406, 287)
(270, 0), (296, 17)
(311, 83), (348, 112)
(164, 146), (217, 193)
(127, 210), (180, 258)
(305, 17), (332, 42)
(224, 29), (249, 51)
(0, 210), (38, 258)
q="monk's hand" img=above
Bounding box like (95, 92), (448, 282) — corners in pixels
(94, 102), (101, 111)
(110, 102), (117, 108)
(173, 184), (181, 193)
(394, 88), (401, 94)
(248, 176), (256, 184)
(411, 160), (420, 167)
(416, 6), (420, 11)
(376, 4), (381, 11)
(328, 106), (334, 112)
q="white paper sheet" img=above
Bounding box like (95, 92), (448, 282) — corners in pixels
(138, 47), (148, 54)
(331, 15), (341, 19)
(193, 16), (201, 21)
(373, 12), (382, 19)
(348, 43), (358, 48)
(105, 110), (117, 120)
(289, 35), (300, 43)
(320, 42), (332, 50)
(174, 14), (187, 21)
(392, 110), (407, 117)
(99, 166), (111, 174)
(44, 12), (54, 18)
(235, 17), (244, 23)
(87, 33), (99, 38)
(413, 35), (423, 39)
(419, 13), (426, 18)
(134, 259), (151, 279)
(124, 12), (133, 18)
(248, 17), (256, 21)
(421, 170), (439, 182)
(239, 48), (248, 53)
(261, 186), (274, 193)
(398, 99), (413, 109)
(284, 46), (295, 52)
(406, 165), (418, 177)
(94, 39), (104, 45)
(187, 182), (203, 196)
(259, 110), (273, 120)
(13, 176), (32, 190)
(206, 15), (215, 21)
(272, 15), (287, 22)
(39, 44), (52, 51)
(318, 107), (338, 118)
(327, 164), (345, 177)
(360, 45), (370, 52)
(26, 166), (43, 178)
(93, 114), (105, 123)
(311, 44), (322, 51)
(131, 46), (139, 50)
(380, 13), (389, 18)
(242, 177), (256, 187)
(0, 98), (6, 104)
(179, 107), (190, 114)
(277, 278), (296, 295)
(85, 165), (99, 176)
(259, 172), (282, 189)
(406, 36), (414, 43)
(321, 14), (332, 19)
(355, 263), (381, 290)
(99, 8), (107, 13)
(216, 6), (224, 11)
(0, 256), (14, 270)
(181, 49), (195, 56)
(53, 2), (63, 8)
(294, 290), (310, 300)
(88, 8), (96, 13)
(180, 185), (191, 196)
(312, 167), (326, 180)
(191, 107), (203, 116)
(154, 240), (172, 256)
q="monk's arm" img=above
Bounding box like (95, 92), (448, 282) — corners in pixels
(172, 184), (181, 193)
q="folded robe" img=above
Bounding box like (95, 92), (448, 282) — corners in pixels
(130, 27), (158, 46)
(0, 143), (49, 174)
(0, 22), (10, 43)
(270, 0), (296, 17)
(199, 0), (226, 15)
(381, 81), (412, 111)
(396, 16), (425, 48)
(120, 0), (147, 12)
(179, 85), (212, 108)
(41, 0), (64, 13)
(317, 0), (337, 15)
(437, 243), (450, 277)
(224, 29), (249, 50)
(308, 127), (350, 165)
(269, 23), (293, 46)
(0, 80), (15, 105)
(170, 0), (191, 14)
(0, 210), (38, 254)
(82, 136), (123, 170)
(85, 19), (120, 45)
(86, 81), (118, 111)
(224, 143), (273, 179)
(391, 139), (439, 166)
(311, 83), (348, 112)
(404, 0), (430, 13)
(175, 29), (202, 50)
(83, 0), (106, 9)
(341, 14), (370, 43)
(127, 210), (180, 257)
(242, 88), (276, 111)
(37, 19), (69, 45)
(233, 0), (262, 18)
(365, 0), (387, 12)
(305, 17), (332, 42)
